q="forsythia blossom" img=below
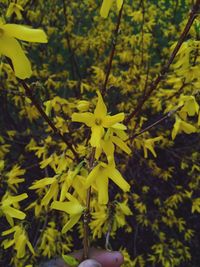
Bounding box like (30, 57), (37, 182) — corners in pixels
(2, 225), (35, 258)
(86, 160), (130, 204)
(51, 193), (84, 233)
(0, 193), (28, 226)
(72, 91), (125, 147)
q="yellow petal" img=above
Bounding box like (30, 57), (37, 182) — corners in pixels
(27, 240), (35, 255)
(85, 164), (101, 188)
(5, 214), (14, 226)
(95, 146), (103, 160)
(143, 146), (148, 159)
(172, 116), (181, 140)
(3, 193), (28, 206)
(3, 206), (26, 220)
(62, 213), (82, 233)
(2, 239), (15, 249)
(102, 139), (115, 159)
(94, 91), (107, 118)
(116, 0), (123, 10)
(108, 167), (130, 192)
(112, 136), (131, 154)
(16, 234), (26, 258)
(181, 120), (196, 134)
(144, 141), (156, 158)
(100, 0), (113, 18)
(90, 125), (105, 147)
(0, 36), (32, 79)
(41, 181), (58, 206)
(2, 226), (17, 236)
(96, 175), (109, 204)
(3, 24), (47, 43)
(29, 177), (56, 189)
(103, 113), (125, 128)
(51, 201), (83, 215)
(72, 112), (94, 127)
(111, 122), (127, 130)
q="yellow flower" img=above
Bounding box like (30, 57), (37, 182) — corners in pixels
(72, 91), (124, 147)
(100, 0), (123, 18)
(2, 225), (35, 258)
(29, 176), (59, 206)
(143, 136), (163, 158)
(86, 161), (130, 204)
(179, 95), (199, 117)
(6, 164), (25, 193)
(95, 127), (131, 160)
(0, 22), (47, 79)
(6, 3), (24, 20)
(0, 193), (28, 226)
(172, 116), (196, 140)
(51, 193), (84, 233)
(90, 205), (108, 238)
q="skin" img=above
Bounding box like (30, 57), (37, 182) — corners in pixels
(40, 248), (124, 267)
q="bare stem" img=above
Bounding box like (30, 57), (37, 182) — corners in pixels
(83, 148), (95, 259)
(125, 0), (200, 125)
(101, 3), (124, 96)
(127, 105), (184, 141)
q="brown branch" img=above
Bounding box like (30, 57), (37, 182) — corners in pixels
(6, 57), (79, 159)
(83, 148), (95, 260)
(125, 0), (200, 125)
(127, 105), (184, 142)
(101, 3), (124, 96)
(20, 80), (79, 160)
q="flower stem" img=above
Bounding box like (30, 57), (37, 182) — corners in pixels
(83, 148), (95, 259)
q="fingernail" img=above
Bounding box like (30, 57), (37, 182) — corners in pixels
(78, 259), (102, 267)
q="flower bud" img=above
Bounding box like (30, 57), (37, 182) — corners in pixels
(77, 100), (90, 112)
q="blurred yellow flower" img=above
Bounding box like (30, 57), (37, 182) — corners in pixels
(0, 193), (28, 226)
(6, 2), (24, 20)
(0, 22), (47, 79)
(172, 116), (196, 140)
(143, 136), (163, 158)
(2, 225), (35, 258)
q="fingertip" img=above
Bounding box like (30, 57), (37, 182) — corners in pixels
(78, 259), (102, 267)
(111, 251), (124, 266)
(90, 249), (124, 267)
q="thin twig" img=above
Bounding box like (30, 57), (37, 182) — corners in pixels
(6, 57), (79, 159)
(83, 148), (95, 260)
(101, 3), (124, 96)
(127, 105), (184, 142)
(20, 80), (79, 160)
(125, 0), (200, 125)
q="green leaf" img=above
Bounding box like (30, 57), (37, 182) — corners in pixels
(62, 254), (79, 266)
